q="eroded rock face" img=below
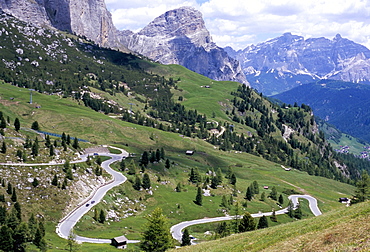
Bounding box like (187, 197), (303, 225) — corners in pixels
(0, 0), (118, 48)
(120, 7), (248, 84)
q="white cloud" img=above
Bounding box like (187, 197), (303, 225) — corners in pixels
(105, 0), (370, 50)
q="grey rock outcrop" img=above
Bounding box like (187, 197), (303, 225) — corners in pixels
(0, 0), (119, 48)
(227, 33), (370, 95)
(120, 7), (248, 84)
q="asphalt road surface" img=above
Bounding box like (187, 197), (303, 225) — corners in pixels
(170, 194), (322, 242)
(56, 148), (139, 244)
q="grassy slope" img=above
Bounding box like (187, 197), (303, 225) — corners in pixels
(0, 74), (355, 251)
(173, 201), (370, 252)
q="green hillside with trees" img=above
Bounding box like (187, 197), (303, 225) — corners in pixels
(0, 11), (369, 252)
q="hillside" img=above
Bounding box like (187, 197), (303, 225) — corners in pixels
(0, 81), (356, 252)
(0, 11), (367, 252)
(272, 80), (370, 143)
(174, 201), (370, 252)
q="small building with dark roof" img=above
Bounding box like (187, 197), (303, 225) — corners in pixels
(339, 197), (349, 203)
(111, 235), (128, 249)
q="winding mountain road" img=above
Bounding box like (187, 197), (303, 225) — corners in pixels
(170, 194), (322, 243)
(0, 146), (323, 245)
(55, 147), (140, 244)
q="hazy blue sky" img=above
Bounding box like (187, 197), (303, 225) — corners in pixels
(105, 0), (370, 50)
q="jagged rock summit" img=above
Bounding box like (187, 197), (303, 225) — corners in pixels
(0, 0), (118, 48)
(226, 32), (370, 95)
(120, 7), (248, 85)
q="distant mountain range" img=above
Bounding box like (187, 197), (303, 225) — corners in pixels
(272, 80), (370, 142)
(225, 33), (370, 95)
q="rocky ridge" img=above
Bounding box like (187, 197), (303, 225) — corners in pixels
(119, 7), (248, 85)
(0, 0), (119, 49)
(226, 33), (370, 95)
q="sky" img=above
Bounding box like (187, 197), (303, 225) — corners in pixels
(105, 0), (370, 50)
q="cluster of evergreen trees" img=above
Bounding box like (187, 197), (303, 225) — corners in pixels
(214, 212), (268, 239)
(133, 173), (151, 191)
(0, 179), (46, 251)
(0, 15), (170, 99)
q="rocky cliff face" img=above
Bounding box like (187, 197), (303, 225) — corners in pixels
(227, 33), (370, 95)
(120, 7), (248, 84)
(0, 0), (118, 48)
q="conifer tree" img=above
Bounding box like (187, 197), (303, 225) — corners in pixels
(28, 213), (37, 240)
(156, 148), (161, 162)
(150, 151), (156, 163)
(353, 171), (370, 203)
(246, 186), (253, 201)
(51, 174), (58, 186)
(33, 227), (42, 247)
(175, 183), (182, 192)
(238, 212), (256, 232)
(294, 203), (302, 219)
(270, 209), (277, 222)
(269, 186), (277, 200)
(38, 220), (45, 238)
(31, 121), (39, 131)
(96, 156), (102, 165)
(62, 177), (68, 189)
(195, 187), (203, 206)
(49, 144), (55, 156)
(13, 222), (29, 251)
(6, 207), (20, 230)
(165, 158), (170, 169)
(1, 142), (6, 154)
(14, 118), (20, 131)
(278, 194), (284, 205)
(141, 151), (149, 167)
(252, 180), (259, 194)
(160, 147), (165, 160)
(45, 135), (51, 148)
(210, 175), (219, 189)
(99, 209), (105, 224)
(140, 208), (173, 252)
(0, 226), (13, 251)
(232, 202), (241, 233)
(0, 206), (5, 225)
(133, 175), (141, 191)
(72, 137), (79, 149)
(260, 192), (266, 201)
(14, 202), (22, 220)
(287, 200), (295, 218)
(142, 173), (151, 190)
(11, 188), (17, 202)
(181, 228), (191, 246)
(66, 230), (80, 252)
(32, 178), (39, 187)
(216, 168), (223, 184)
(61, 132), (66, 142)
(230, 173), (237, 185)
(31, 138), (39, 156)
(66, 168), (73, 180)
(257, 215), (269, 229)
(7, 182), (12, 195)
(120, 159), (126, 171)
(0, 117), (6, 129)
(127, 161), (136, 175)
(220, 195), (229, 209)
(215, 222), (229, 238)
